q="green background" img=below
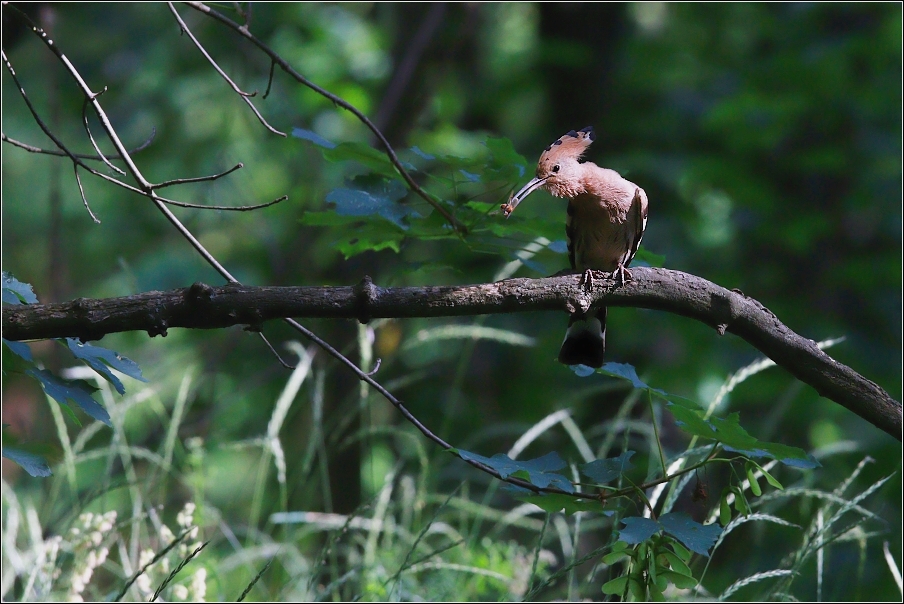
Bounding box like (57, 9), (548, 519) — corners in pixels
(2, 3), (900, 601)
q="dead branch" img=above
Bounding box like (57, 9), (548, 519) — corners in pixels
(3, 268), (901, 440)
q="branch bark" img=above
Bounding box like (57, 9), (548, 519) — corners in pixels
(3, 268), (900, 440)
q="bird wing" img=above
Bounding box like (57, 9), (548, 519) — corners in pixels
(623, 187), (649, 268)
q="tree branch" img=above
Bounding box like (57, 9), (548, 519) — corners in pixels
(3, 268), (900, 440)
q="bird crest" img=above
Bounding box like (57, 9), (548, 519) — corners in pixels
(537, 126), (595, 175)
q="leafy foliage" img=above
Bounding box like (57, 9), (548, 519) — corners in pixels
(2, 274), (147, 474)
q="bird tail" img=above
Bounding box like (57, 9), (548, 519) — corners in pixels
(558, 307), (606, 368)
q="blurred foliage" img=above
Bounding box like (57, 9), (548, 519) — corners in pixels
(2, 3), (900, 601)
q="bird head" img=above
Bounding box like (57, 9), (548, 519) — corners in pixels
(503, 126), (595, 217)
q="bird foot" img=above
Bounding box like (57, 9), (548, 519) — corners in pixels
(578, 269), (608, 292)
(613, 264), (633, 287)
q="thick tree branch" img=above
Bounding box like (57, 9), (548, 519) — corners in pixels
(3, 268), (900, 440)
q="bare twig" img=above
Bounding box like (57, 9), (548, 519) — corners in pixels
(167, 2), (285, 136)
(263, 58), (275, 99)
(185, 1), (466, 234)
(81, 88), (125, 175)
(72, 164), (101, 223)
(257, 331), (297, 370)
(152, 194), (289, 212)
(154, 162), (244, 189)
(2, 128), (158, 160)
(2, 51), (277, 214)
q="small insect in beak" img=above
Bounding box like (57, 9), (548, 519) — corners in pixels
(500, 192), (517, 218)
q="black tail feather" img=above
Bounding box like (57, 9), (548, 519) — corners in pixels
(558, 308), (606, 368)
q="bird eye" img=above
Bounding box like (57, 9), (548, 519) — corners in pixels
(552, 164), (560, 173)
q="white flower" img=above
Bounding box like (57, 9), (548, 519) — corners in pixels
(173, 584), (189, 600)
(136, 573), (152, 595)
(159, 524), (175, 544)
(139, 548), (156, 568)
(177, 502), (197, 528)
(191, 567), (207, 601)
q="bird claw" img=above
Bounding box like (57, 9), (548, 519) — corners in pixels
(579, 269), (607, 292)
(613, 264), (633, 287)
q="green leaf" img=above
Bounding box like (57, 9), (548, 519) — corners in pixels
(323, 141), (399, 177)
(746, 461), (762, 496)
(2, 445), (52, 477)
(761, 468), (784, 490)
(514, 493), (604, 515)
(646, 544), (658, 585)
(299, 211), (361, 226)
(732, 486), (751, 517)
(668, 539), (692, 563)
(484, 136), (529, 180)
(326, 175), (419, 230)
(599, 362), (657, 390)
(26, 368), (110, 426)
(3, 338), (33, 362)
(479, 214), (564, 242)
(602, 550), (631, 565)
(648, 578), (666, 601)
(628, 577), (646, 601)
(457, 450), (574, 492)
(597, 362), (818, 471)
(720, 488), (732, 525)
(64, 338), (146, 395)
(2, 271), (38, 304)
(661, 550), (693, 577)
(336, 234), (404, 258)
(658, 512), (722, 557)
(667, 403), (819, 469)
(618, 516), (660, 545)
(580, 451), (635, 484)
(601, 576), (628, 596)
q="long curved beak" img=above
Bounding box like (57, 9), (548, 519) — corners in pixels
(502, 176), (547, 218)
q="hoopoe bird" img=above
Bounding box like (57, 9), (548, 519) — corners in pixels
(503, 126), (649, 368)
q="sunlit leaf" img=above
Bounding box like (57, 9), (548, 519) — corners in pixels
(26, 368), (110, 426)
(458, 450), (573, 492)
(2, 446), (52, 477)
(64, 338), (146, 395)
(618, 516), (660, 544)
(659, 512), (721, 556)
(3, 338), (33, 362)
(326, 175), (419, 230)
(580, 451), (635, 484)
(291, 127), (337, 149)
(2, 272), (38, 305)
